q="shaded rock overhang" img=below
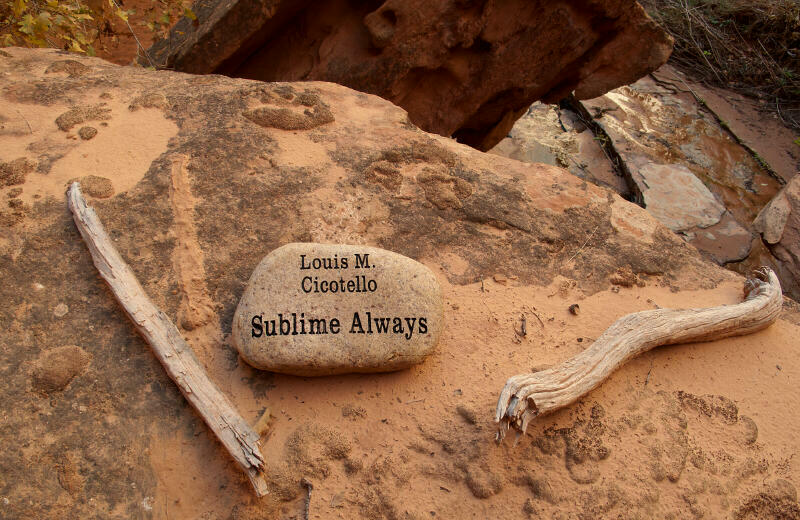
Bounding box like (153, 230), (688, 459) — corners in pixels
(146, 0), (673, 151)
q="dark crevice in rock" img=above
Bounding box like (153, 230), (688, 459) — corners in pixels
(560, 94), (640, 205)
(145, 0), (673, 152)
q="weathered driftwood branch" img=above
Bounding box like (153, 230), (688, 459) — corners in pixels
(67, 182), (269, 496)
(496, 268), (783, 442)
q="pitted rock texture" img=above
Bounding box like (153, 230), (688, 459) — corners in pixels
(2, 49), (799, 520)
(146, 0), (672, 150)
(233, 243), (443, 375)
(30, 345), (92, 395)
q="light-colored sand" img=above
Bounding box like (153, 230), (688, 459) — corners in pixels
(1, 96), (176, 204)
(149, 271), (800, 519)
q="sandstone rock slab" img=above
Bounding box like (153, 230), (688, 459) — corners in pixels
(755, 176), (800, 299)
(146, 0), (672, 150)
(580, 68), (782, 270)
(687, 212), (753, 265)
(1, 48), (763, 519)
(233, 243), (443, 375)
(490, 102), (628, 195)
(755, 190), (791, 245)
(635, 162), (725, 231)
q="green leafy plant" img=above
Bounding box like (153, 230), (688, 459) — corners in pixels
(2, 0), (98, 54)
(1, 0), (194, 60)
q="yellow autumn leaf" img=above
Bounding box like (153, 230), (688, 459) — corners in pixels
(34, 11), (52, 32)
(12, 0), (27, 18)
(18, 13), (35, 35)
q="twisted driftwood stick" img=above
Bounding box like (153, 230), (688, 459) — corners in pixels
(67, 183), (269, 496)
(496, 268), (783, 442)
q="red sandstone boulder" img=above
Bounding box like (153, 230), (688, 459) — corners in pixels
(9, 49), (799, 520)
(146, 0), (672, 150)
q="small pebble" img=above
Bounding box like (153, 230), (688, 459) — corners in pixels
(78, 126), (98, 140)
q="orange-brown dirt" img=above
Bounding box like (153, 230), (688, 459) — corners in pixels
(1, 48), (799, 519)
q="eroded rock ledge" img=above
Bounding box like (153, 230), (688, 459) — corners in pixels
(145, 0), (672, 150)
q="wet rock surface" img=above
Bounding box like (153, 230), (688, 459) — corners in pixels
(492, 65), (794, 276)
(580, 69), (781, 266)
(686, 212), (754, 266)
(146, 0), (672, 150)
(233, 243), (443, 375)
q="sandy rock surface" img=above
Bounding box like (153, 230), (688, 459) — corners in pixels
(632, 162), (726, 231)
(146, 0), (672, 150)
(1, 48), (799, 519)
(233, 243), (443, 375)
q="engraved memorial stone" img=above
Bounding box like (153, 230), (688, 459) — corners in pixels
(232, 243), (443, 375)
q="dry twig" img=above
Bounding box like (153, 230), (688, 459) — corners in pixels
(565, 225), (600, 265)
(301, 478), (313, 520)
(495, 268), (782, 442)
(67, 182), (268, 496)
(641, 0), (800, 130)
(108, 0), (156, 68)
(15, 108), (32, 135)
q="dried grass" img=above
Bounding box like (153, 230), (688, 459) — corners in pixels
(641, 0), (800, 129)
